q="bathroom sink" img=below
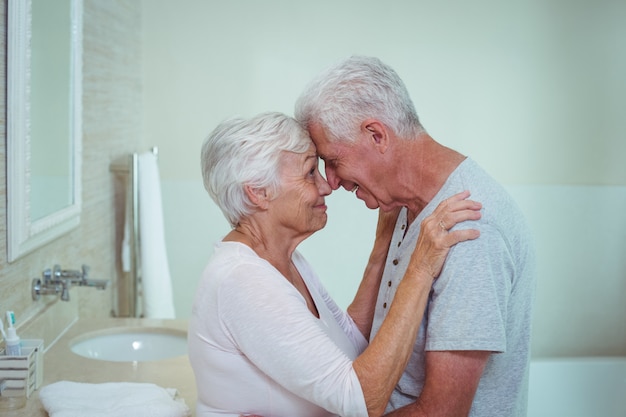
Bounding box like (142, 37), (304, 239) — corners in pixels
(69, 327), (187, 362)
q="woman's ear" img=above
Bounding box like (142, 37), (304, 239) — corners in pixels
(361, 119), (389, 154)
(244, 184), (270, 209)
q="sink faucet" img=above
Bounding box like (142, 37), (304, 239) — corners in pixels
(32, 264), (109, 302)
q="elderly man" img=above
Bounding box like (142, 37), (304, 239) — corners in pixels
(295, 56), (536, 417)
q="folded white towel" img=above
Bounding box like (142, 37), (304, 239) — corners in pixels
(39, 381), (190, 417)
(137, 152), (176, 319)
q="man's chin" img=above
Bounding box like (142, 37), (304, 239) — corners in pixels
(360, 197), (380, 210)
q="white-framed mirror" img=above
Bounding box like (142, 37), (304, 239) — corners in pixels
(7, 0), (83, 262)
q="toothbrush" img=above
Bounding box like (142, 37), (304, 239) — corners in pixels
(6, 311), (16, 328)
(4, 311), (21, 356)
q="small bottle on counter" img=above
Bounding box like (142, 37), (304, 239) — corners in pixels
(5, 327), (21, 356)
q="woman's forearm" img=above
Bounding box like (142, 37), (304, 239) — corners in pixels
(352, 260), (433, 417)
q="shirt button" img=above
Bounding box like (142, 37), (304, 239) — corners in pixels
(392, 259), (399, 265)
(387, 281), (392, 287)
(383, 302), (387, 309)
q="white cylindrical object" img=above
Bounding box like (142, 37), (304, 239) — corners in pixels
(5, 327), (21, 356)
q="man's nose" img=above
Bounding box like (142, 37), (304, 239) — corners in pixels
(325, 166), (341, 190)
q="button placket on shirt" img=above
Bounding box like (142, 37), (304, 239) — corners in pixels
(382, 219), (407, 310)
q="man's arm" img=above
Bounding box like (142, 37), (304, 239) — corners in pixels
(385, 350), (490, 417)
(347, 208), (399, 339)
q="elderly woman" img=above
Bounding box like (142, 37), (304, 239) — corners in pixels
(188, 112), (481, 417)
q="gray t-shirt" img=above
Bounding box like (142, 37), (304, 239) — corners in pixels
(371, 158), (536, 416)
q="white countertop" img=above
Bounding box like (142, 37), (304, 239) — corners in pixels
(3, 318), (197, 417)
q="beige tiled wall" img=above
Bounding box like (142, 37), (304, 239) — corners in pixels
(0, 0), (144, 348)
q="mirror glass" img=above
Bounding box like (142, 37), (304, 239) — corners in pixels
(7, 0), (83, 261)
(30, 0), (73, 220)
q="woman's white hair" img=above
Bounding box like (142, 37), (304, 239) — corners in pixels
(295, 55), (424, 142)
(201, 112), (311, 227)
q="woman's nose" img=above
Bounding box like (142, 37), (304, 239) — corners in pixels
(316, 172), (332, 196)
(324, 166), (341, 190)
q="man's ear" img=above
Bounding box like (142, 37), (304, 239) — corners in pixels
(244, 184), (270, 209)
(361, 119), (388, 154)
